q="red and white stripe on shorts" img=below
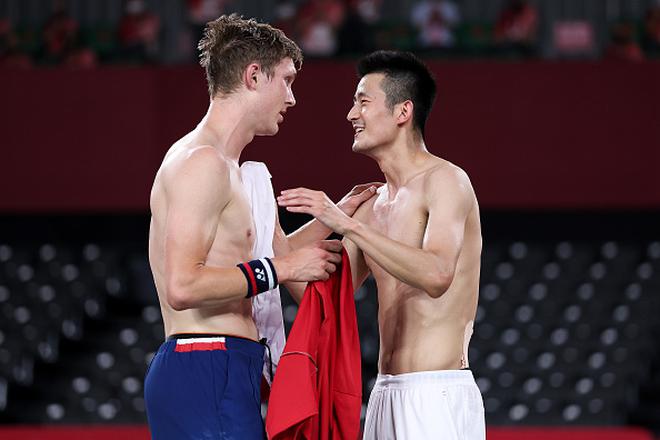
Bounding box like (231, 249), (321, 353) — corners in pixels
(174, 337), (227, 352)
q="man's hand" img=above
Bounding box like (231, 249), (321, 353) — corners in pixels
(336, 182), (382, 217)
(278, 188), (365, 234)
(272, 239), (343, 282)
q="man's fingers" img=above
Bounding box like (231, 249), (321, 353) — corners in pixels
(356, 181), (384, 189)
(355, 186), (377, 201)
(326, 252), (342, 264)
(280, 187), (315, 198)
(277, 195), (300, 204)
(351, 182), (384, 193)
(278, 195), (313, 206)
(285, 206), (310, 213)
(278, 194), (316, 206)
(319, 239), (343, 253)
(280, 187), (307, 194)
(325, 263), (337, 274)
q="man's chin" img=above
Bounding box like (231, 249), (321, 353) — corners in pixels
(352, 141), (369, 153)
(256, 125), (280, 137)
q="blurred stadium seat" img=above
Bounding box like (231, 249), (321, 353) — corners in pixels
(0, 215), (657, 432)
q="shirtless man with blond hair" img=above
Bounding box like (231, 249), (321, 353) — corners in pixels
(144, 15), (376, 440)
(278, 51), (486, 439)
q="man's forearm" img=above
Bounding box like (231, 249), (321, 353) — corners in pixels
(287, 218), (333, 250)
(169, 257), (298, 310)
(343, 220), (453, 298)
(282, 281), (307, 304)
(167, 265), (250, 311)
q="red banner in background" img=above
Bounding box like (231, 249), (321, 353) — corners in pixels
(0, 426), (150, 440)
(1, 62), (659, 212)
(0, 426), (653, 440)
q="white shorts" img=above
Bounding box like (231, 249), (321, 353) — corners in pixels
(363, 370), (485, 440)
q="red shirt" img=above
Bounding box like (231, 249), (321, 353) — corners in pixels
(266, 250), (362, 440)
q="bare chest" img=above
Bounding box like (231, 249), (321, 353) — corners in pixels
(209, 176), (256, 262)
(365, 189), (428, 246)
(362, 189), (427, 277)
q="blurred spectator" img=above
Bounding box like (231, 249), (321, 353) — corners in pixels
(642, 1), (660, 55)
(40, 0), (80, 64)
(605, 23), (644, 62)
(296, 0), (346, 56)
(0, 51), (33, 69)
(410, 0), (460, 49)
(552, 20), (595, 57)
(3, 0), (660, 67)
(0, 18), (17, 56)
(64, 47), (98, 69)
(354, 0), (383, 25)
(118, 0), (161, 63)
(273, 0), (299, 38)
(187, 0), (231, 46)
(494, 0), (538, 57)
(338, 0), (383, 55)
(0, 18), (32, 68)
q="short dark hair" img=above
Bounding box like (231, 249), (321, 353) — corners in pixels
(198, 14), (303, 97)
(357, 50), (436, 136)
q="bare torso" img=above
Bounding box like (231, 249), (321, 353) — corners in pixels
(148, 133), (259, 339)
(355, 158), (481, 374)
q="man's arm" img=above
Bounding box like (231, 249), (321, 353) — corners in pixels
(163, 147), (341, 311)
(341, 199), (372, 291)
(273, 225), (371, 304)
(272, 207), (309, 304)
(278, 168), (474, 298)
(163, 147), (244, 310)
(284, 183), (380, 250)
(273, 193), (375, 303)
(272, 183), (379, 303)
(343, 236), (371, 292)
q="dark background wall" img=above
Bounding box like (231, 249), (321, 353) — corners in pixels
(1, 61), (659, 213)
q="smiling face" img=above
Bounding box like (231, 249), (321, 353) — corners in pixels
(346, 73), (400, 154)
(254, 57), (297, 136)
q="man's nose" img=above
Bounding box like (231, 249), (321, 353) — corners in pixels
(287, 89), (296, 107)
(347, 104), (358, 121)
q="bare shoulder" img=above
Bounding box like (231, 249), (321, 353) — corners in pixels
(423, 158), (474, 196)
(419, 158), (476, 216)
(160, 144), (231, 194)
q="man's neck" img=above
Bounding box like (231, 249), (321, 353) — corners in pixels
(373, 134), (432, 191)
(196, 96), (256, 162)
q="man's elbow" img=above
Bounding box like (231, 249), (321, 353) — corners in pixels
(166, 276), (195, 311)
(426, 271), (454, 299)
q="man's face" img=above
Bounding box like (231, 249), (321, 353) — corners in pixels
(346, 73), (399, 153)
(255, 57), (297, 136)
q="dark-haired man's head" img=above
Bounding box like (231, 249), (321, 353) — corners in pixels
(347, 51), (436, 153)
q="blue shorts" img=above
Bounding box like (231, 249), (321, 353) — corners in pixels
(145, 334), (266, 440)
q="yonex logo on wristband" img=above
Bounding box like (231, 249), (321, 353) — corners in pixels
(256, 267), (266, 282)
(237, 258), (278, 298)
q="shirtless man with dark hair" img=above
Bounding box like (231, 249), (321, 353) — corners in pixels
(278, 50), (486, 440)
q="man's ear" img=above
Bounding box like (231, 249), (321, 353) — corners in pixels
(396, 100), (414, 126)
(244, 63), (261, 91)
